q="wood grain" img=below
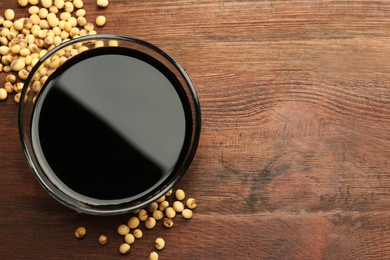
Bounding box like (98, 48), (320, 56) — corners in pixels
(1, 0), (390, 259)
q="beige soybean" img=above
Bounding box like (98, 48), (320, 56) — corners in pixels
(84, 22), (94, 31)
(119, 243), (131, 255)
(152, 210), (163, 220)
(4, 82), (13, 93)
(162, 218), (173, 228)
(0, 88), (7, 100)
(54, 0), (65, 9)
(0, 46), (9, 55)
(29, 0), (39, 5)
(98, 234), (108, 245)
(165, 207), (176, 218)
(28, 6), (40, 15)
(173, 201), (184, 213)
(32, 80), (41, 92)
(4, 9), (15, 21)
(69, 27), (79, 37)
(97, 0), (109, 8)
(117, 224), (130, 236)
(48, 17), (59, 27)
(124, 233), (135, 244)
(186, 198), (198, 209)
(154, 237), (165, 250)
(0, 37), (8, 46)
(96, 15), (106, 27)
(47, 13), (56, 22)
(38, 8), (49, 19)
(1, 28), (10, 37)
(14, 82), (24, 93)
(182, 208), (193, 219)
(77, 16), (87, 26)
(64, 22), (73, 32)
(147, 202), (158, 212)
(64, 2), (74, 13)
(24, 18), (33, 29)
(133, 228), (143, 239)
(41, 0), (53, 8)
(3, 20), (13, 29)
(156, 195), (165, 203)
(14, 92), (21, 102)
(20, 48), (31, 57)
(158, 200), (169, 211)
(6, 74), (16, 83)
(30, 14), (40, 25)
(68, 17), (77, 27)
(10, 45), (21, 55)
(175, 189), (186, 201)
(127, 216), (140, 229)
(18, 0), (29, 7)
(74, 227), (87, 239)
(60, 12), (71, 21)
(145, 217), (156, 229)
(165, 189), (173, 196)
(13, 19), (25, 31)
(138, 209), (149, 221)
(49, 6), (59, 14)
(108, 40), (118, 46)
(75, 9), (86, 17)
(94, 39), (104, 47)
(53, 35), (62, 46)
(24, 55), (33, 65)
(18, 69), (29, 80)
(39, 20), (50, 29)
(73, 0), (84, 9)
(149, 252), (159, 260)
(11, 59), (25, 71)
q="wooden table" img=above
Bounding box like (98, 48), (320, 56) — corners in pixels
(1, 0), (390, 259)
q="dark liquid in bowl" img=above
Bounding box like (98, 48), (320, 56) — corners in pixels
(31, 47), (191, 204)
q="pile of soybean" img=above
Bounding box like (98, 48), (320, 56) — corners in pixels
(75, 189), (198, 259)
(0, 0), (109, 102)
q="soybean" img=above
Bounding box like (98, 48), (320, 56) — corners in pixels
(163, 218), (174, 228)
(98, 234), (108, 245)
(18, 0), (29, 7)
(119, 243), (131, 255)
(0, 88), (7, 100)
(152, 210), (164, 221)
(149, 252), (159, 260)
(154, 238), (165, 250)
(175, 189), (185, 201)
(4, 9), (15, 21)
(165, 207), (176, 219)
(124, 233), (135, 244)
(138, 208), (149, 221)
(127, 216), (140, 229)
(117, 224), (130, 236)
(95, 15), (106, 27)
(186, 198), (198, 209)
(173, 201), (184, 213)
(97, 0), (109, 8)
(74, 227), (87, 239)
(133, 228), (143, 239)
(145, 217), (157, 229)
(182, 209), (193, 220)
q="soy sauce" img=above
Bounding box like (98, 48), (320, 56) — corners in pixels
(31, 47), (191, 205)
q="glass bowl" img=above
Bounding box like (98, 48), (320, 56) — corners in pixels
(18, 34), (201, 215)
